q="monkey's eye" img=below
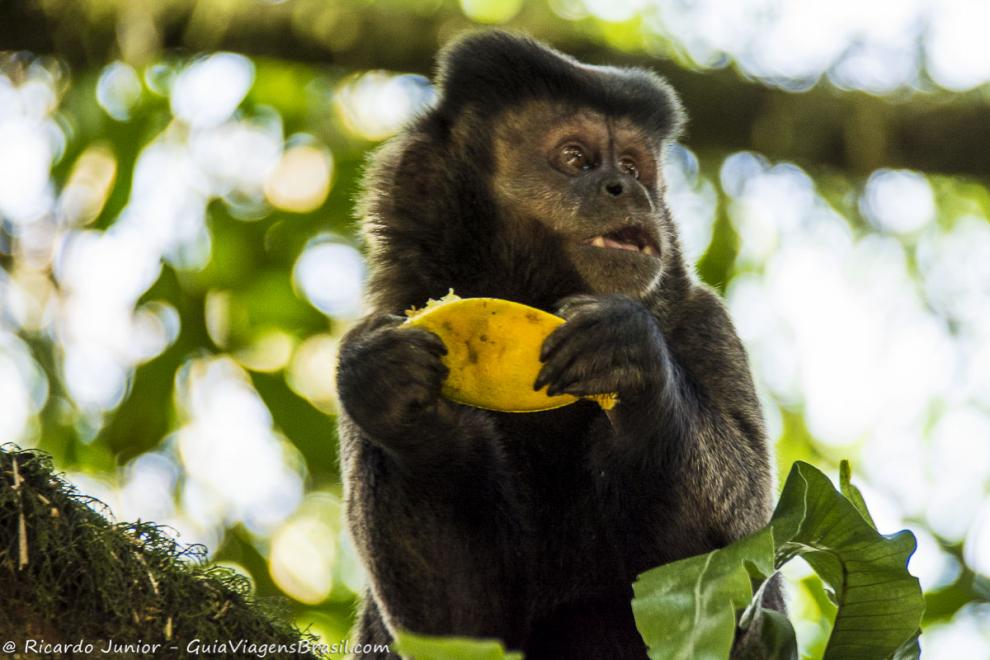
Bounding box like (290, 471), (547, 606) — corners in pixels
(560, 144), (590, 172)
(619, 157), (640, 180)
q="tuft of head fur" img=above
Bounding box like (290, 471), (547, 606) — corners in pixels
(434, 30), (685, 141)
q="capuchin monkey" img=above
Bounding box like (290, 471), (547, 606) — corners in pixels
(336, 31), (780, 659)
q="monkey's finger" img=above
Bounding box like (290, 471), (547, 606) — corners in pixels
(402, 381), (442, 412)
(553, 294), (600, 319)
(537, 337), (612, 394)
(414, 364), (450, 395)
(374, 332), (446, 362)
(540, 313), (624, 370)
(556, 353), (659, 398)
(553, 378), (605, 398)
(390, 358), (449, 396)
(363, 313), (407, 333)
(377, 340), (446, 372)
(534, 359), (567, 393)
(535, 339), (586, 391)
(543, 337), (647, 395)
(403, 349), (451, 381)
(369, 326), (445, 361)
(555, 376), (617, 398)
(545, 354), (614, 397)
(403, 328), (449, 356)
(536, 323), (616, 389)
(378, 344), (449, 388)
(539, 312), (604, 362)
(548, 349), (637, 396)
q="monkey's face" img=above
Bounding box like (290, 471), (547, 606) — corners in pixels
(490, 101), (670, 297)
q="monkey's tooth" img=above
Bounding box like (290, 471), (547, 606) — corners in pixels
(591, 236), (606, 248)
(642, 245), (655, 255)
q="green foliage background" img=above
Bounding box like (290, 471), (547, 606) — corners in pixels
(2, 1), (989, 656)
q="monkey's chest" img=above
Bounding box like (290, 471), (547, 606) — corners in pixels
(493, 412), (633, 588)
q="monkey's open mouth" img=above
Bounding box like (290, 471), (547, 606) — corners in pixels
(584, 226), (658, 256)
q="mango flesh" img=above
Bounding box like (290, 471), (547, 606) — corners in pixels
(404, 293), (616, 413)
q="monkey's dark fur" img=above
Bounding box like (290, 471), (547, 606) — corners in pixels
(336, 31), (780, 659)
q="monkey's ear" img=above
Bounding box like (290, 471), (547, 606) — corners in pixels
(432, 29), (686, 141)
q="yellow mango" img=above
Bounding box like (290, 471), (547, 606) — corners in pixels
(404, 292), (617, 413)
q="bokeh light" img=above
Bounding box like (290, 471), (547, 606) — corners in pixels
(334, 72), (434, 141)
(56, 144), (117, 226)
(665, 145), (717, 264)
(0, 333), (47, 444)
(0, 83), (58, 224)
(922, 604), (990, 658)
(264, 140), (334, 213)
(269, 493), (342, 604)
(171, 53), (255, 128)
(175, 357), (305, 537)
(860, 169), (936, 234)
(286, 333), (341, 415)
(96, 62), (143, 121)
(925, 0), (990, 91)
(293, 238), (366, 319)
(235, 328), (296, 373)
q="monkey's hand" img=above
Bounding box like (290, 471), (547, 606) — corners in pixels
(534, 295), (669, 401)
(336, 313), (453, 447)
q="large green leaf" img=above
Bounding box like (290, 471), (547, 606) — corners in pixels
(839, 460), (877, 530)
(632, 528), (776, 660)
(631, 461), (924, 660)
(392, 630), (523, 660)
(772, 461), (925, 660)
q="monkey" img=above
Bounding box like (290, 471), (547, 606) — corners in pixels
(335, 31), (780, 659)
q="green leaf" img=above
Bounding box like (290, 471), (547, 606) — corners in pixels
(756, 609), (799, 660)
(392, 630), (523, 660)
(738, 577), (798, 660)
(839, 460), (877, 530)
(733, 608), (798, 660)
(771, 462), (925, 660)
(631, 527), (776, 660)
(890, 631), (921, 660)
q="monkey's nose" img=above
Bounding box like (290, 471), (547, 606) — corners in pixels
(604, 180), (624, 197)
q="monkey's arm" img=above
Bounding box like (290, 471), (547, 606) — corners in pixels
(336, 314), (523, 642)
(536, 291), (774, 541)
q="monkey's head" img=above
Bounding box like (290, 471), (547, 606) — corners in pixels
(361, 31), (689, 313)
(486, 100), (675, 298)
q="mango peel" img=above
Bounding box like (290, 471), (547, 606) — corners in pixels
(404, 292), (617, 413)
